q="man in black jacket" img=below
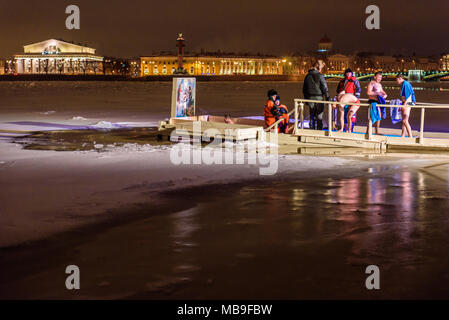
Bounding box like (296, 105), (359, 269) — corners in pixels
(302, 60), (330, 130)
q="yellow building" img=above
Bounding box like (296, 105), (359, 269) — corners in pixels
(327, 54), (351, 73)
(140, 55), (283, 76)
(442, 54), (449, 71)
(14, 39), (103, 74)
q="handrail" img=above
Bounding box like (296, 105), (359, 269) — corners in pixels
(294, 98), (449, 109)
(292, 98), (449, 145)
(265, 109), (295, 132)
(358, 98), (448, 107)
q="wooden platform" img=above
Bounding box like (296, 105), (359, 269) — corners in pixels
(160, 116), (264, 141)
(160, 115), (449, 153)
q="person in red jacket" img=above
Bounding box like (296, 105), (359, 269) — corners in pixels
(337, 68), (362, 98)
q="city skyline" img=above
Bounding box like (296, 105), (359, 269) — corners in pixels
(1, 0), (448, 59)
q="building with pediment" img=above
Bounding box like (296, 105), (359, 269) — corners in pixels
(13, 39), (103, 74)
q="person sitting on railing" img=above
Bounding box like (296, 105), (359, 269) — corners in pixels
(275, 96), (289, 134)
(335, 69), (361, 133)
(334, 93), (360, 133)
(264, 89), (282, 131)
(396, 74), (416, 138)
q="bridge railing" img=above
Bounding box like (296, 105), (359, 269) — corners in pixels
(293, 98), (449, 145)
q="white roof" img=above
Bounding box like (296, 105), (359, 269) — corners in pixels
(23, 39), (96, 54)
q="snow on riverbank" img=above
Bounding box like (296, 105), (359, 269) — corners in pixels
(0, 133), (443, 249)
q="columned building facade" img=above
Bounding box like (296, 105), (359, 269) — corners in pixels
(140, 56), (283, 76)
(327, 54), (351, 73)
(14, 39), (103, 74)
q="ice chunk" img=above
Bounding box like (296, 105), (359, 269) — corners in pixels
(90, 121), (123, 129)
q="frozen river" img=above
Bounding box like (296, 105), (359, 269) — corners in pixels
(1, 160), (449, 299)
(1, 80), (449, 299)
(1, 80), (449, 131)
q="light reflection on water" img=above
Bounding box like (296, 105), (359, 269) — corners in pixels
(1, 164), (449, 299)
(150, 164), (449, 299)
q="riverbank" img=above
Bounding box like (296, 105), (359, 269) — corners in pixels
(0, 74), (305, 82)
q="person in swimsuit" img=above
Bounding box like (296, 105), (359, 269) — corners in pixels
(333, 93), (360, 133)
(367, 71), (388, 135)
(396, 74), (416, 138)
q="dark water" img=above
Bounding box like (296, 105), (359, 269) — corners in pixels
(1, 163), (449, 299)
(12, 127), (169, 151)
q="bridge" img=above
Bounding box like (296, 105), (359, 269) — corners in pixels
(325, 70), (449, 82)
(422, 71), (449, 81)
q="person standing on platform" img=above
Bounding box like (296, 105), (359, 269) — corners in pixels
(367, 71), (388, 135)
(396, 74), (416, 138)
(302, 60), (330, 130)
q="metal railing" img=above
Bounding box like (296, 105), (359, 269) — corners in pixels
(265, 109), (296, 133)
(293, 99), (449, 145)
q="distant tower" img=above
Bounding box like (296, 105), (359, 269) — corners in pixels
(175, 33), (187, 74)
(318, 34), (332, 53)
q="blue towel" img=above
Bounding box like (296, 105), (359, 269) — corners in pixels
(400, 80), (416, 104)
(390, 99), (402, 125)
(370, 102), (381, 124)
(378, 96), (387, 119)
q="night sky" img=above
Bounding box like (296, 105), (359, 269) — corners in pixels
(1, 0), (448, 58)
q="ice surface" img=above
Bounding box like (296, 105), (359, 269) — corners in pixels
(1, 81), (449, 247)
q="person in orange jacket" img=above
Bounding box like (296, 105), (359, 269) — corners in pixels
(264, 89), (281, 130)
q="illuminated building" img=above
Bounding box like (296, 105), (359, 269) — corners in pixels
(327, 54), (351, 73)
(318, 35), (332, 53)
(441, 55), (448, 70)
(370, 56), (399, 72)
(140, 55), (283, 76)
(13, 39), (103, 74)
(141, 33), (283, 77)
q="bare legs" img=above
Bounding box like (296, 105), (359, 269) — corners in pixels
(366, 120), (381, 135)
(337, 106), (345, 132)
(401, 107), (413, 137)
(346, 106), (359, 133)
(374, 120), (381, 135)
